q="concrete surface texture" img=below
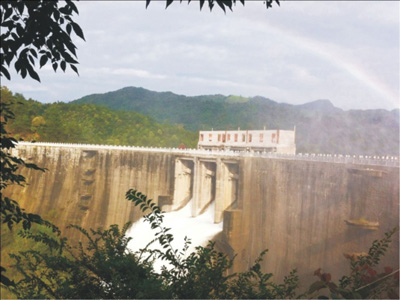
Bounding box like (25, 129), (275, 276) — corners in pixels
(226, 157), (399, 284)
(6, 143), (399, 285)
(7, 145), (175, 242)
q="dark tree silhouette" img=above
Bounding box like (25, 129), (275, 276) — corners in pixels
(1, 0), (279, 82)
(1, 0), (84, 82)
(147, 0), (280, 11)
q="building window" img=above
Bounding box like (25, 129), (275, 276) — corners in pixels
(272, 133), (276, 143)
(260, 133), (263, 143)
(200, 134), (204, 142)
(222, 134), (226, 142)
(218, 134), (221, 142)
(209, 133), (212, 142)
(227, 134), (230, 141)
(242, 134), (245, 142)
(234, 134), (238, 142)
(249, 134), (252, 142)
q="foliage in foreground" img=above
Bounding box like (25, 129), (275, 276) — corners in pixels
(307, 227), (399, 299)
(0, 101), (57, 231)
(3, 189), (301, 299)
(0, 100), (59, 288)
(2, 189), (398, 299)
(1, 0), (84, 82)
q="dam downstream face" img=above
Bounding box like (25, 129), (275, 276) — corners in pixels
(126, 199), (223, 272)
(7, 143), (399, 285)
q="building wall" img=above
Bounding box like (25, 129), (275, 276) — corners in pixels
(198, 129), (296, 153)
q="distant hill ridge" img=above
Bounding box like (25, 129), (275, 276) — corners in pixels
(2, 86), (197, 149)
(298, 99), (341, 113)
(72, 86), (399, 155)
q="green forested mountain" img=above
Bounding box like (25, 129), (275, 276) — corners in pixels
(73, 86), (399, 155)
(2, 85), (398, 155)
(1, 87), (197, 148)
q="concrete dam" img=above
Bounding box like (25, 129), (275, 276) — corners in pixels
(7, 142), (399, 284)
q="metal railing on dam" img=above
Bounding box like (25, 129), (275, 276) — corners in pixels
(16, 142), (399, 167)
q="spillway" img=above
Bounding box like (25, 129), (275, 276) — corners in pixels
(126, 199), (223, 271)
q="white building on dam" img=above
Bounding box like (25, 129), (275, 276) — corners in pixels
(198, 128), (296, 154)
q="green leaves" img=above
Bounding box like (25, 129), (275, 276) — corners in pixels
(39, 55), (48, 68)
(0, 97), (61, 290)
(0, 0), (85, 81)
(4, 220), (168, 299)
(71, 21), (85, 41)
(125, 189), (302, 299)
(166, 0), (174, 9)
(70, 63), (79, 75)
(0, 98), (57, 232)
(306, 227), (399, 299)
(146, 0), (151, 9)
(1, 65), (10, 80)
(27, 65), (41, 82)
(0, 266), (15, 288)
(126, 189), (176, 261)
(308, 280), (327, 295)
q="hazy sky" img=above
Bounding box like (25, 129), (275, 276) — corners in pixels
(3, 1), (399, 110)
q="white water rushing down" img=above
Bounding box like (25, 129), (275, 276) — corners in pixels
(126, 199), (223, 271)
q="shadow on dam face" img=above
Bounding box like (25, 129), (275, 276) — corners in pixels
(192, 160), (217, 217)
(214, 161), (239, 223)
(172, 158), (240, 222)
(170, 158), (195, 212)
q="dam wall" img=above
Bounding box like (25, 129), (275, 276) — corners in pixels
(6, 144), (176, 242)
(6, 142), (399, 284)
(223, 157), (399, 283)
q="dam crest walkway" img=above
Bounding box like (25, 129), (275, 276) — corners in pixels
(16, 141), (399, 167)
